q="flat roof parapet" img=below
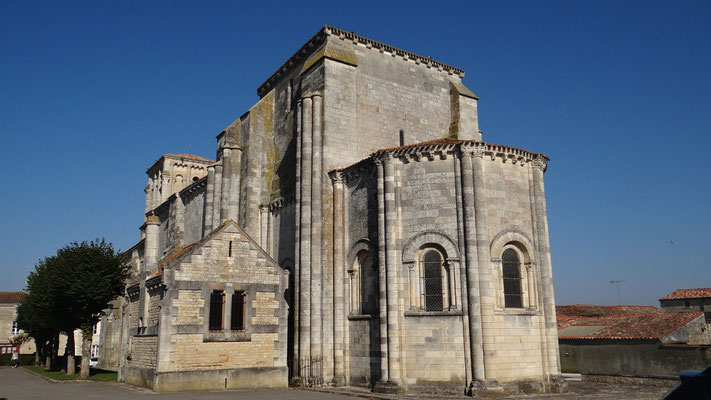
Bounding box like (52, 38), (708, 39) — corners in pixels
(257, 25), (465, 97)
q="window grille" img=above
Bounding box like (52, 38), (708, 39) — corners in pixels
(231, 292), (245, 331)
(502, 249), (523, 308)
(423, 250), (443, 311)
(209, 291), (224, 330)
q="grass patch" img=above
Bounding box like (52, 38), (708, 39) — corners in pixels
(22, 365), (117, 382)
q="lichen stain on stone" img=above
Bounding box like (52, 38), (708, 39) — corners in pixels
(253, 90), (279, 204)
(301, 42), (358, 75)
(322, 179), (334, 277)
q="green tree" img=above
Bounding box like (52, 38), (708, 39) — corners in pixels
(18, 238), (129, 378)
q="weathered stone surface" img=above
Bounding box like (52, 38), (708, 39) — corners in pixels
(108, 25), (562, 395)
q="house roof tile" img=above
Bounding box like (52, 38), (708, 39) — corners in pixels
(557, 306), (703, 340)
(0, 292), (27, 304)
(557, 304), (660, 317)
(659, 288), (711, 300)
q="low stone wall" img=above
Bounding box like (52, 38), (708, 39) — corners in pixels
(153, 366), (287, 392)
(560, 341), (711, 378)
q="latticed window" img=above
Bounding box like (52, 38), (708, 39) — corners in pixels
(502, 249), (523, 308)
(209, 291), (224, 330)
(423, 250), (443, 311)
(231, 291), (245, 330)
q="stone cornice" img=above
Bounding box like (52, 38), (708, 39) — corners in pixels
(260, 195), (296, 213)
(257, 25), (465, 97)
(329, 139), (550, 179)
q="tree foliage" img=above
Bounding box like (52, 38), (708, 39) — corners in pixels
(17, 238), (129, 376)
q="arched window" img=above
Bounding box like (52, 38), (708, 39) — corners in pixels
(502, 249), (523, 308)
(423, 250), (443, 311)
(349, 249), (377, 315)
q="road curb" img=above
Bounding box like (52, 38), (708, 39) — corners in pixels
(19, 366), (93, 384)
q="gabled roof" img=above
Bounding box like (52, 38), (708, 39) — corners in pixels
(557, 308), (703, 340)
(660, 288), (711, 301)
(0, 292), (27, 304)
(162, 220), (284, 273)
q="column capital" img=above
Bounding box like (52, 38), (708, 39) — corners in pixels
(374, 152), (394, 166)
(328, 170), (345, 184)
(531, 155), (548, 171)
(459, 145), (484, 159)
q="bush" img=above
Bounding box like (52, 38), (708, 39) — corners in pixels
(0, 353), (34, 366)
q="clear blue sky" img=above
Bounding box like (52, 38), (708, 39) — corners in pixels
(1, 1), (709, 306)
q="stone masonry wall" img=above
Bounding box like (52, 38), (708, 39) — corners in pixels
(161, 224), (287, 376)
(183, 188), (205, 245)
(129, 297), (139, 329)
(402, 315), (466, 385)
(127, 336), (158, 369)
(147, 292), (162, 327)
(399, 158), (458, 244)
(324, 39), (468, 172)
(347, 318), (381, 386)
(480, 158), (547, 382)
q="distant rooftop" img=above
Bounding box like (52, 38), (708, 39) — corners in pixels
(659, 288), (711, 301)
(557, 304), (661, 317)
(0, 291), (27, 304)
(557, 311), (703, 340)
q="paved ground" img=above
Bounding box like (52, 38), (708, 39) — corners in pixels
(0, 367), (353, 400)
(0, 367), (676, 400)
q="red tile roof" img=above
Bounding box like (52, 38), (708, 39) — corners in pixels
(557, 309), (703, 340)
(0, 292), (27, 304)
(557, 304), (661, 317)
(659, 288), (711, 300)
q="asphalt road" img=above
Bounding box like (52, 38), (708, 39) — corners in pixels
(0, 367), (676, 400)
(0, 367), (355, 400)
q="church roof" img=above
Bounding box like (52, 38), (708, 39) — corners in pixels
(330, 138), (549, 174)
(660, 288), (711, 300)
(127, 220), (286, 291)
(163, 154), (215, 163)
(257, 25), (465, 97)
(0, 292), (27, 304)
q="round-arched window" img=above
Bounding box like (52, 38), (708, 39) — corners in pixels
(423, 250), (443, 311)
(502, 248), (523, 308)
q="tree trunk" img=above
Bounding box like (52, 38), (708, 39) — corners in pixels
(43, 337), (51, 369)
(66, 331), (76, 374)
(79, 334), (92, 379)
(49, 333), (59, 370)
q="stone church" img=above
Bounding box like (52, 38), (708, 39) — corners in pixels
(104, 25), (564, 394)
